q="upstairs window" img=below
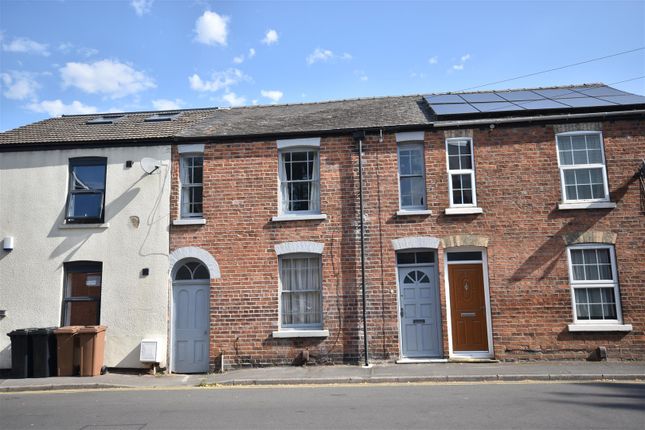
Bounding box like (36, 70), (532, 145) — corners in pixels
(556, 132), (609, 202)
(278, 149), (320, 214)
(446, 138), (477, 207)
(66, 157), (107, 224)
(180, 155), (204, 218)
(398, 143), (426, 210)
(567, 244), (622, 323)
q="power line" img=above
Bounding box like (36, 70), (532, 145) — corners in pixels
(458, 47), (645, 92)
(608, 75), (645, 86)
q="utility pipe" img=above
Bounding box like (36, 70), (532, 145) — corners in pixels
(354, 131), (369, 367)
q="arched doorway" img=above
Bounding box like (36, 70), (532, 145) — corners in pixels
(172, 260), (210, 373)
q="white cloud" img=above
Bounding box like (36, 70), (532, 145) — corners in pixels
(131, 0), (154, 16)
(58, 43), (99, 57)
(60, 59), (156, 98)
(428, 56), (438, 65)
(1, 71), (40, 100)
(194, 10), (229, 46)
(451, 53), (471, 71)
(233, 55), (244, 64)
(27, 99), (97, 117)
(248, 48), (256, 58)
(260, 90), (283, 103)
(354, 70), (368, 81)
(2, 37), (49, 56)
(261, 29), (278, 45)
(152, 98), (184, 110)
(222, 92), (246, 107)
(306, 48), (352, 65)
(188, 68), (250, 92)
(251, 99), (258, 105)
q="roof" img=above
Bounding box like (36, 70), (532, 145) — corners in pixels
(177, 95), (431, 138)
(0, 108), (219, 146)
(1, 83), (643, 147)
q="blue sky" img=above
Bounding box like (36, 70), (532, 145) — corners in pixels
(1, 0), (644, 131)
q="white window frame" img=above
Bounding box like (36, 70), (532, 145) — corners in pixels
(277, 147), (321, 216)
(277, 253), (324, 331)
(556, 131), (610, 204)
(445, 137), (478, 208)
(397, 142), (427, 211)
(179, 153), (204, 219)
(566, 244), (624, 327)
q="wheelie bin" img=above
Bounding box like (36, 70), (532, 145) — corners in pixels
(7, 328), (35, 378)
(53, 326), (83, 376)
(77, 326), (107, 376)
(31, 327), (58, 378)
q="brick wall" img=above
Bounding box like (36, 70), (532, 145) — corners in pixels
(170, 118), (645, 368)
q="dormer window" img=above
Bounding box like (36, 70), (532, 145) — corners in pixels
(145, 112), (181, 122)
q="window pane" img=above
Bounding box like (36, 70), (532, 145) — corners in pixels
(396, 252), (416, 265)
(448, 155), (460, 170)
(586, 134), (601, 150)
(559, 149), (573, 165)
(601, 288), (615, 303)
(603, 304), (617, 319)
(416, 252), (434, 263)
(69, 193), (103, 218)
(399, 151), (411, 175)
(570, 250), (583, 265)
(193, 264), (209, 279)
(447, 251), (482, 261)
(175, 266), (192, 280)
(410, 150), (423, 175)
(447, 142), (460, 156)
(461, 189), (473, 204)
(571, 135), (586, 151)
(66, 301), (100, 326)
(587, 149), (603, 164)
(409, 177), (425, 207)
(452, 174), (462, 189)
(73, 164), (105, 190)
(589, 304), (603, 319)
(576, 304), (590, 320)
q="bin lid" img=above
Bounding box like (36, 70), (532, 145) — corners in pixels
(8, 328), (38, 336)
(54, 325), (84, 334)
(78, 325), (107, 333)
(32, 327), (58, 335)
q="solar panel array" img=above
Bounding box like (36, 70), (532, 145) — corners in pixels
(424, 86), (645, 117)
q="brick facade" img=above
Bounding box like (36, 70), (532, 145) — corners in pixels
(170, 119), (645, 368)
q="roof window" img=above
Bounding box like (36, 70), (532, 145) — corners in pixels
(144, 112), (181, 122)
(86, 114), (125, 125)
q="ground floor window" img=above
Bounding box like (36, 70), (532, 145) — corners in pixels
(567, 244), (622, 322)
(279, 254), (322, 328)
(62, 261), (102, 326)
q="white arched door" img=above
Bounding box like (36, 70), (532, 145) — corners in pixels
(172, 261), (210, 373)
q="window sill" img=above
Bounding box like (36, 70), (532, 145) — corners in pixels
(272, 329), (329, 338)
(59, 223), (109, 229)
(444, 207), (483, 215)
(271, 214), (328, 222)
(568, 323), (632, 332)
(558, 202), (617, 210)
(172, 218), (206, 226)
(396, 209), (432, 217)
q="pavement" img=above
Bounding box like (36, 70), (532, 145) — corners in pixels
(1, 361), (643, 393)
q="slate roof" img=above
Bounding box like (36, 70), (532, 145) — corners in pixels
(177, 95), (432, 138)
(0, 108), (219, 146)
(1, 84), (643, 147)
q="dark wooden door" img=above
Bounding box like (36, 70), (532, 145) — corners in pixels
(449, 264), (488, 352)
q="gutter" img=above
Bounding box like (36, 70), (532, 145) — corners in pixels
(432, 108), (645, 128)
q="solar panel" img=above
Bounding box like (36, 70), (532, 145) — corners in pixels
(559, 97), (615, 108)
(460, 92), (506, 103)
(496, 91), (545, 101)
(430, 103), (480, 115)
(424, 85), (645, 118)
(470, 102), (520, 113)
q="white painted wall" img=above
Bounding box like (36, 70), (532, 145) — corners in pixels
(0, 146), (171, 369)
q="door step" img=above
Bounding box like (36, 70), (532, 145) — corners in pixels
(448, 358), (499, 363)
(396, 358), (448, 364)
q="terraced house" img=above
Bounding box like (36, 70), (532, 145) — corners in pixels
(1, 84), (644, 373)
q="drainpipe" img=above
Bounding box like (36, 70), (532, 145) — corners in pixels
(353, 131), (369, 367)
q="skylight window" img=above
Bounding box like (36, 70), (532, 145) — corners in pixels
(86, 114), (125, 125)
(144, 112), (181, 122)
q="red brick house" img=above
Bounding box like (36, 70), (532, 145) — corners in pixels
(167, 84), (645, 370)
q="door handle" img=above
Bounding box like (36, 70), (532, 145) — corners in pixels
(400, 308), (404, 318)
(461, 312), (476, 318)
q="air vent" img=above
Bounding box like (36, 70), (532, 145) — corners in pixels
(144, 112), (181, 122)
(86, 114), (125, 125)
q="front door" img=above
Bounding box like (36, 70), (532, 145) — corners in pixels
(399, 266), (442, 357)
(448, 264), (489, 352)
(172, 282), (209, 373)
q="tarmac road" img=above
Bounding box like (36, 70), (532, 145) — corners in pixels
(1, 381), (644, 430)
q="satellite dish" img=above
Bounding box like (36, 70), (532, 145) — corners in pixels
(141, 157), (161, 174)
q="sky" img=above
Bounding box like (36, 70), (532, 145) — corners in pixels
(0, 0), (644, 131)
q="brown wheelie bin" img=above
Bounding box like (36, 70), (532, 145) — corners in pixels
(77, 326), (107, 376)
(53, 326), (83, 376)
